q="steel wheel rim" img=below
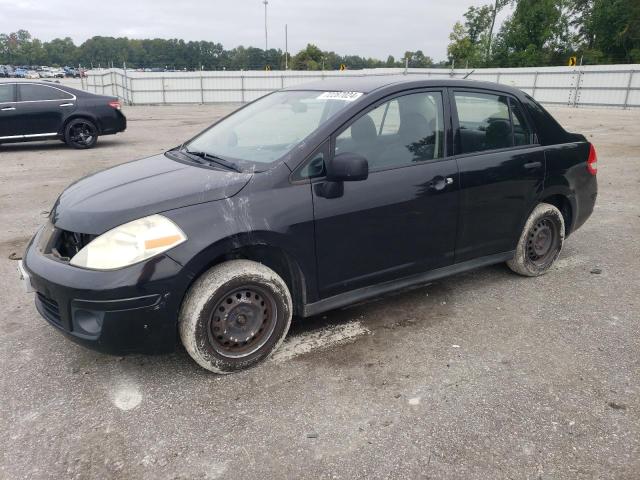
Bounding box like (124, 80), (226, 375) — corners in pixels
(207, 284), (278, 358)
(526, 217), (559, 266)
(69, 122), (95, 146)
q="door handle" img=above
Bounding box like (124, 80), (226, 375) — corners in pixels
(59, 103), (74, 107)
(1, 107), (16, 111)
(427, 176), (454, 191)
(524, 161), (542, 170)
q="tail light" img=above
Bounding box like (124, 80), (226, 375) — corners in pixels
(587, 144), (598, 175)
(108, 100), (121, 110)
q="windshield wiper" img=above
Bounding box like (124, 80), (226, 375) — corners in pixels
(182, 149), (242, 173)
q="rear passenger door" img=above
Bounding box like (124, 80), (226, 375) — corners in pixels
(16, 83), (76, 137)
(451, 89), (544, 262)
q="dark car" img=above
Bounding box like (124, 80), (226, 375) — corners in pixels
(19, 77), (597, 373)
(0, 81), (126, 148)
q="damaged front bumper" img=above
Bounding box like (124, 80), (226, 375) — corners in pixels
(22, 226), (191, 354)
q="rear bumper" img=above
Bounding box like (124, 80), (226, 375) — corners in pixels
(570, 175), (598, 234)
(101, 111), (127, 135)
(23, 226), (191, 354)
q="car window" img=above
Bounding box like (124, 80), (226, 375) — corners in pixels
(0, 84), (13, 103)
(366, 99), (401, 135)
(454, 92), (512, 154)
(509, 98), (533, 146)
(18, 84), (73, 102)
(335, 91), (445, 170)
(297, 151), (326, 180)
(186, 90), (356, 166)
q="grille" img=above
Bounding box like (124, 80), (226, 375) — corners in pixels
(36, 292), (62, 325)
(49, 229), (96, 261)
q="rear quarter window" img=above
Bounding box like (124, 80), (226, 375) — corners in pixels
(524, 95), (570, 145)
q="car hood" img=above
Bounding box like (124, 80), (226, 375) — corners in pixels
(51, 153), (252, 234)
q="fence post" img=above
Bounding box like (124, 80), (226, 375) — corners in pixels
(281, 75), (284, 88)
(200, 71), (204, 104)
(496, 72), (501, 84)
(241, 74), (245, 103)
(573, 69), (583, 108)
(161, 75), (166, 104)
(623, 70), (634, 110)
(532, 71), (539, 99)
(123, 66), (130, 105)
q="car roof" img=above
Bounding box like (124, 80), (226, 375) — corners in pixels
(282, 75), (524, 97)
(0, 80), (89, 96)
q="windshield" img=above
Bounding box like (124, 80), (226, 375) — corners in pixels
(184, 90), (362, 167)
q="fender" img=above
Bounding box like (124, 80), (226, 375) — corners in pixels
(59, 110), (102, 135)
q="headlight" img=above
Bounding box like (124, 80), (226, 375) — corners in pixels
(70, 214), (187, 270)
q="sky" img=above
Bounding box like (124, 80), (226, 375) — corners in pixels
(1, 0), (512, 61)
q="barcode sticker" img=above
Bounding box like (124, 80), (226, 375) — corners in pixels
(316, 91), (363, 102)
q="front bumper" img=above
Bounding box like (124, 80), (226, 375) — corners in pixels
(23, 226), (191, 354)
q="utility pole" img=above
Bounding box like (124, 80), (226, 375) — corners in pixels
(285, 24), (288, 70)
(263, 0), (269, 52)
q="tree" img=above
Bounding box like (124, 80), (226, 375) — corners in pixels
(403, 50), (433, 68)
(581, 0), (640, 63)
(486, 0), (512, 58)
(44, 37), (78, 66)
(446, 5), (494, 67)
(447, 22), (476, 66)
(491, 0), (570, 66)
(292, 44), (323, 70)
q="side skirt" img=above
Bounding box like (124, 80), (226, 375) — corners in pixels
(303, 251), (515, 317)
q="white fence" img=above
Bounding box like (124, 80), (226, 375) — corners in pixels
(82, 65), (640, 109)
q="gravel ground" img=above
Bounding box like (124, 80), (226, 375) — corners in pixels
(0, 104), (638, 480)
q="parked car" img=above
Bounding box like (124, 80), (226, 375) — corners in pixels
(19, 77), (597, 373)
(0, 81), (126, 148)
(13, 68), (27, 78)
(38, 68), (54, 78)
(25, 70), (40, 79)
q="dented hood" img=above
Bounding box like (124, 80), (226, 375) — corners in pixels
(51, 153), (252, 234)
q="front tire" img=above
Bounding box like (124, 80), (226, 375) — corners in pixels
(179, 260), (293, 373)
(507, 202), (565, 277)
(64, 118), (98, 149)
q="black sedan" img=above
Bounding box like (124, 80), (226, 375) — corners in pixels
(20, 77), (597, 373)
(0, 81), (126, 148)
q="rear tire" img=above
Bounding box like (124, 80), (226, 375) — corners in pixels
(179, 260), (293, 374)
(507, 202), (565, 277)
(64, 118), (98, 149)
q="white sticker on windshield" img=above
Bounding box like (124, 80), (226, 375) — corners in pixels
(316, 91), (363, 102)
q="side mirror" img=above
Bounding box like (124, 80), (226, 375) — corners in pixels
(327, 152), (369, 182)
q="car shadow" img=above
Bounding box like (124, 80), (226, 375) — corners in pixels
(0, 139), (122, 153)
(44, 263), (515, 380)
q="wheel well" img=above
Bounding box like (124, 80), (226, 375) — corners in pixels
(62, 115), (100, 135)
(541, 194), (572, 235)
(200, 245), (307, 317)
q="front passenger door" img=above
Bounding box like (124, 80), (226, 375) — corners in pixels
(311, 90), (459, 299)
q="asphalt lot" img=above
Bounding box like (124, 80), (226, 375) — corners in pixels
(1, 104), (638, 479)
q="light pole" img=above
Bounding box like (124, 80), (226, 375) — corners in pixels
(263, 0), (268, 52)
(285, 24), (288, 70)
